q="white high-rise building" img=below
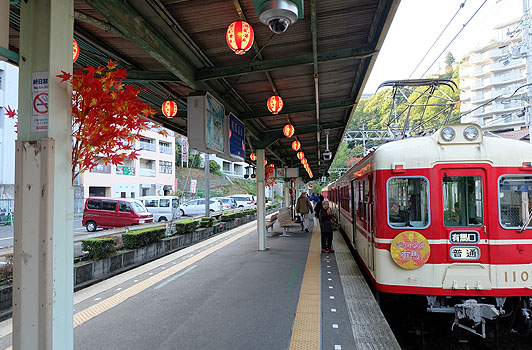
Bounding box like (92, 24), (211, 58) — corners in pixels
(0, 61), (18, 202)
(460, 19), (527, 131)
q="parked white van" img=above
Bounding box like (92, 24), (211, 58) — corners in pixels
(138, 196), (180, 222)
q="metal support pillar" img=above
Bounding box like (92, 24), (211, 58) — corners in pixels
(0, 0), (8, 60)
(256, 149), (266, 251)
(204, 153), (210, 217)
(14, 1), (74, 349)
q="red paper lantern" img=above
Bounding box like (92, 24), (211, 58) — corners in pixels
(283, 124), (295, 138)
(297, 151), (304, 160)
(267, 95), (284, 114)
(73, 39), (79, 63)
(291, 140), (300, 151)
(162, 100), (178, 118)
(264, 159), (268, 166)
(250, 153), (257, 161)
(226, 21), (254, 55)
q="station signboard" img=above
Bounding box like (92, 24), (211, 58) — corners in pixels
(225, 113), (245, 162)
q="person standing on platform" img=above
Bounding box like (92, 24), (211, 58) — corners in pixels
(296, 191), (313, 232)
(319, 200), (334, 253)
(313, 195), (324, 225)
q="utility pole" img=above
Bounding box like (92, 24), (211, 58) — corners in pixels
(204, 153), (210, 217)
(523, 0), (532, 143)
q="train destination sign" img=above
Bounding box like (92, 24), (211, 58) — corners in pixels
(390, 231), (431, 270)
(449, 246), (480, 261)
(449, 231), (479, 245)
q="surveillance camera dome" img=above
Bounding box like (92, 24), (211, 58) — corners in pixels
(259, 0), (298, 34)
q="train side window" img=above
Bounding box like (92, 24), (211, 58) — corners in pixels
(387, 177), (430, 229)
(499, 176), (532, 229)
(442, 176), (483, 227)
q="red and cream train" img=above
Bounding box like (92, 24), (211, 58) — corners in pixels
(323, 123), (532, 336)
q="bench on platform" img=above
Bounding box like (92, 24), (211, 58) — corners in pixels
(277, 207), (299, 237)
(266, 213), (278, 232)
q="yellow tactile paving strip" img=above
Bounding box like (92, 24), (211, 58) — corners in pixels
(4, 225), (256, 350)
(289, 227), (321, 350)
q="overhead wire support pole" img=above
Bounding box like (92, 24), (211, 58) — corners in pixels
(523, 0), (532, 143)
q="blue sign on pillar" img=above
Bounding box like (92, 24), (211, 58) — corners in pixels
(228, 113), (245, 161)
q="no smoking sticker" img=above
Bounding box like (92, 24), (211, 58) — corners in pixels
(32, 92), (48, 115)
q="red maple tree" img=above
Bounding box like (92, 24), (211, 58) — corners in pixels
(5, 60), (165, 183)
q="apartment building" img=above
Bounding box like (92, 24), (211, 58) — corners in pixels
(80, 125), (175, 199)
(0, 61), (17, 201)
(460, 19), (527, 131)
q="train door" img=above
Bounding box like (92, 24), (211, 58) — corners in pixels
(351, 179), (358, 247)
(439, 168), (489, 276)
(365, 178), (375, 272)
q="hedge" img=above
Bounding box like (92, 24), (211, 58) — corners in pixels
(81, 238), (115, 260)
(221, 213), (237, 222)
(122, 227), (165, 249)
(175, 219), (199, 234)
(199, 217), (214, 228)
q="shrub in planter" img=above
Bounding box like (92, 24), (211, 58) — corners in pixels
(200, 217), (214, 228)
(82, 238), (115, 260)
(175, 219), (199, 234)
(221, 213), (237, 222)
(122, 227), (166, 249)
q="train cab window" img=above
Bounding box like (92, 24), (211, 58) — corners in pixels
(443, 176), (483, 227)
(387, 177), (429, 228)
(499, 176), (532, 229)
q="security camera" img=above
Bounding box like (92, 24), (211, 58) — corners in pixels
(323, 150), (332, 161)
(259, 0), (299, 34)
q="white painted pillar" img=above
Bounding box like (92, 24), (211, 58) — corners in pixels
(256, 149), (266, 251)
(283, 181), (290, 208)
(14, 1), (74, 349)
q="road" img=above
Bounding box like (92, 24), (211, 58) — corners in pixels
(0, 218), (89, 256)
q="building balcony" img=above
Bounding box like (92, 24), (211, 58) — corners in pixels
(139, 141), (156, 152)
(116, 166), (136, 176)
(159, 146), (172, 155)
(139, 168), (156, 177)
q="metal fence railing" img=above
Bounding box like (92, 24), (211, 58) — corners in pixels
(0, 199), (14, 226)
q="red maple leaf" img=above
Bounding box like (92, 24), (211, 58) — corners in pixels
(107, 59), (117, 70)
(4, 106), (17, 119)
(56, 70), (72, 83)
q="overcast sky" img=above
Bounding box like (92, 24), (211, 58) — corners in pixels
(363, 0), (522, 94)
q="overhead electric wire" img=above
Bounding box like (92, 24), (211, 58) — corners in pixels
(409, 1), (467, 78)
(420, 0), (488, 78)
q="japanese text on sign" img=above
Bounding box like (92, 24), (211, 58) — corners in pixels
(449, 231), (479, 244)
(450, 246), (480, 260)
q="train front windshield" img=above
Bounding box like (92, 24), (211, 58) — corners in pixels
(499, 176), (532, 229)
(442, 176), (483, 227)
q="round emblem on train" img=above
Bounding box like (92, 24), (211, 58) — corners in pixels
(390, 231), (430, 270)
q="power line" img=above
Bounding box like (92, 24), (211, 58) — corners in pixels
(420, 0), (488, 78)
(409, 1), (467, 78)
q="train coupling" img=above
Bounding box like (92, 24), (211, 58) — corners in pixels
(452, 299), (499, 338)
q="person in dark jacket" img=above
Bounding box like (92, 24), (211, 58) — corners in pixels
(314, 195), (325, 219)
(319, 200), (334, 253)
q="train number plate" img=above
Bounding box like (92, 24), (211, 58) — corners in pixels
(449, 246), (480, 260)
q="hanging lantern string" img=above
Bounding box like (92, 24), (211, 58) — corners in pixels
(231, 33), (276, 87)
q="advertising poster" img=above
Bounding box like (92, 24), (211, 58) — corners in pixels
(190, 179), (197, 194)
(205, 94), (225, 153)
(228, 113), (245, 161)
(181, 137), (189, 164)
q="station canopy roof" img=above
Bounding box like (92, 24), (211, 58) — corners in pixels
(7, 0), (399, 180)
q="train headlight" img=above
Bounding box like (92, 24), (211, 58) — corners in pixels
(440, 127), (456, 142)
(463, 126), (479, 141)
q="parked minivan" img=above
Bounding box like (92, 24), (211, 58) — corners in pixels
(82, 197), (153, 232)
(230, 194), (255, 208)
(139, 196), (180, 222)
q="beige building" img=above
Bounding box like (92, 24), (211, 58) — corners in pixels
(460, 19), (527, 131)
(80, 125), (175, 199)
